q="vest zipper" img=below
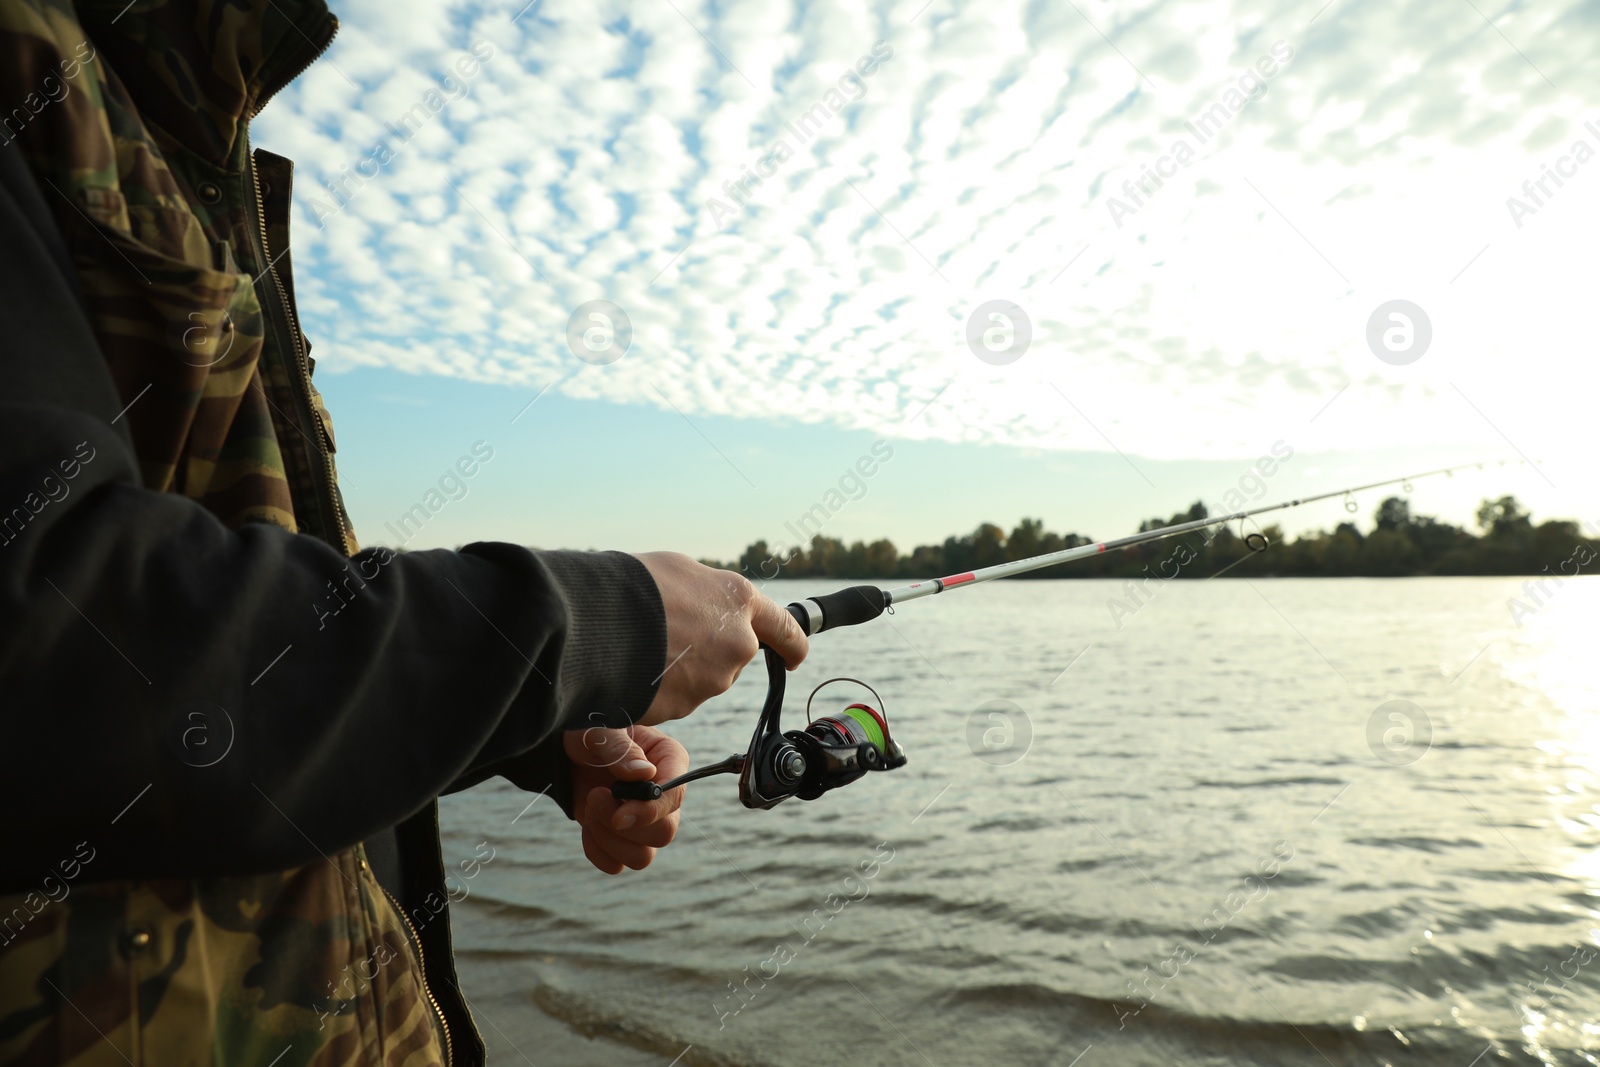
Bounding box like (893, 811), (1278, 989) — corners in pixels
(360, 855), (455, 1066)
(247, 148), (352, 553)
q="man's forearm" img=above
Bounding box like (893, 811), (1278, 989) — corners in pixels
(0, 407), (663, 889)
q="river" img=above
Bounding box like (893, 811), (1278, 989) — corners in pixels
(442, 576), (1600, 1066)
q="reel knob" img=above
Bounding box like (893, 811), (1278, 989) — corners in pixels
(774, 744), (807, 783)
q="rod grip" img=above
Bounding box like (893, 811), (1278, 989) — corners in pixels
(789, 585), (888, 635)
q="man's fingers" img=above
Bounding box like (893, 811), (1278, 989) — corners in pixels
(581, 830), (625, 875)
(569, 726), (685, 874)
(632, 727), (689, 779)
(611, 813), (678, 849)
(587, 731), (652, 775)
(585, 825), (652, 870)
(612, 789), (683, 831)
(584, 782), (676, 838)
(584, 786), (621, 832)
(634, 551), (816, 725)
(749, 591), (808, 669)
(615, 727), (689, 830)
(581, 789), (670, 870)
(566, 727), (655, 777)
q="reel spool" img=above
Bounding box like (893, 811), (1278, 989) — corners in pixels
(612, 650), (908, 809)
(809, 703), (891, 755)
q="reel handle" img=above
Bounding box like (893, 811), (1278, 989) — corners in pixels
(611, 754), (745, 801)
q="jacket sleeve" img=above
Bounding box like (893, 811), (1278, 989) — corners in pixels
(0, 143), (662, 891)
(446, 734), (576, 819)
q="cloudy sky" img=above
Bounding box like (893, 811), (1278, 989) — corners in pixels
(255, 0), (1599, 561)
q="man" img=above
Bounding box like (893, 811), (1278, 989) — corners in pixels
(0, 1), (808, 1064)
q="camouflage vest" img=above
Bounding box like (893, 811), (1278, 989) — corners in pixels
(0, 1), (453, 1063)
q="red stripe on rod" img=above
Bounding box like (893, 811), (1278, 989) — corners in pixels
(1097, 543), (1106, 552)
(941, 572), (976, 586)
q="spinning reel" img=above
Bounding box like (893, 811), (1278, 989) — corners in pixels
(614, 592), (909, 809)
(612, 645), (908, 808)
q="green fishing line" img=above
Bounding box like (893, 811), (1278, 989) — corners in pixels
(839, 704), (887, 752)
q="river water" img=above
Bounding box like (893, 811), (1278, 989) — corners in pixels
(441, 577), (1600, 1066)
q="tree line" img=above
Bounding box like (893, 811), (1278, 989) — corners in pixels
(712, 496), (1599, 580)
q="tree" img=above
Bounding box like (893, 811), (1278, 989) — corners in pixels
(1363, 527), (1418, 575)
(1476, 495), (1530, 537)
(972, 523), (1007, 568)
(706, 492), (1596, 579)
(1374, 496), (1411, 531)
(736, 540), (771, 578)
(1008, 518), (1045, 561)
(864, 538), (899, 576)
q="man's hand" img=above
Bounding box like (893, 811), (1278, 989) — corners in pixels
(633, 552), (808, 726)
(566, 726), (689, 875)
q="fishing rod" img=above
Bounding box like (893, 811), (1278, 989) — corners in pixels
(615, 458), (1525, 808)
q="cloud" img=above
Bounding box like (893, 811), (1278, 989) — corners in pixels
(253, 0), (1600, 462)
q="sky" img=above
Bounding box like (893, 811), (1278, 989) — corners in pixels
(253, 0), (1600, 562)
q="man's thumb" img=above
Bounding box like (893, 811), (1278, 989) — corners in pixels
(566, 727), (655, 777)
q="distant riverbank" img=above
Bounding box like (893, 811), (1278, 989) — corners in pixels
(710, 494), (1597, 582)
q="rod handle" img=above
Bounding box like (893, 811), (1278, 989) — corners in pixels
(788, 585), (889, 635)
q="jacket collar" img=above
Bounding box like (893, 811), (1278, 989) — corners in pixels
(75, 0), (337, 165)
